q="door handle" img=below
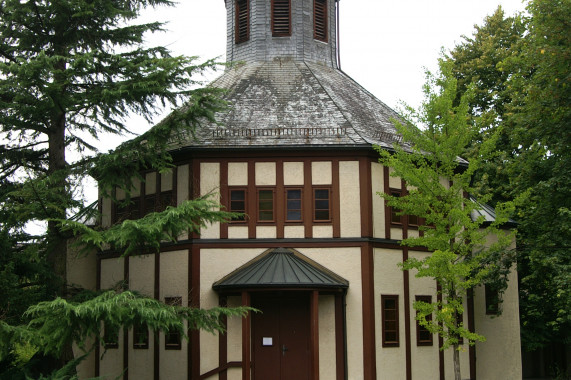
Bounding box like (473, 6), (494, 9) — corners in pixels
(281, 344), (288, 356)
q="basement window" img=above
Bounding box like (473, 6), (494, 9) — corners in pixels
(235, 0), (249, 43)
(314, 0), (327, 42)
(272, 0), (291, 36)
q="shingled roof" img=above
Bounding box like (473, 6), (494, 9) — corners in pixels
(171, 59), (406, 151)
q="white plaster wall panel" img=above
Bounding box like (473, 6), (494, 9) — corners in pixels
(256, 225), (277, 239)
(409, 251), (439, 379)
(66, 242), (96, 290)
(439, 176), (450, 189)
(408, 229), (420, 238)
(177, 164), (190, 204)
(313, 225), (333, 238)
(391, 228), (403, 241)
(228, 226), (249, 239)
(284, 225), (305, 238)
(159, 250), (188, 380)
(226, 162), (247, 187)
(319, 295), (336, 380)
(228, 162), (248, 186)
(283, 161), (304, 185)
(226, 295), (244, 380)
(200, 248), (266, 374)
(374, 248), (406, 379)
(312, 161), (332, 185)
(116, 187), (125, 200)
(161, 170), (173, 192)
(388, 167), (401, 189)
(145, 172), (156, 194)
(475, 236), (522, 380)
(301, 247), (363, 380)
(73, 341), (96, 379)
(371, 162), (385, 239)
(200, 162), (220, 239)
(128, 254), (155, 380)
(99, 258), (124, 379)
(129, 255), (154, 297)
(255, 162), (276, 186)
(101, 198), (112, 228)
(132, 178), (141, 197)
(339, 161), (361, 237)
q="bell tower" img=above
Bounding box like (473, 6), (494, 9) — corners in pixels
(225, 0), (339, 68)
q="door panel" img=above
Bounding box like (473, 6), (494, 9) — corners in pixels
(252, 295), (310, 380)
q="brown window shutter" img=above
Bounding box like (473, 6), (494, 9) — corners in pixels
(314, 0), (327, 42)
(272, 0), (291, 37)
(236, 0), (249, 43)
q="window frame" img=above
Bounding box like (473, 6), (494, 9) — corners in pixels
(271, 0), (291, 37)
(133, 322), (149, 349)
(381, 294), (400, 347)
(285, 187), (303, 223)
(229, 187), (248, 223)
(415, 295), (434, 346)
(235, 0), (250, 44)
(388, 188), (421, 227)
(313, 187), (332, 222)
(164, 297), (183, 350)
(257, 188), (276, 223)
(313, 0), (328, 42)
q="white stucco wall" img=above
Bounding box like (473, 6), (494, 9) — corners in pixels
(339, 161), (361, 237)
(312, 161), (332, 185)
(283, 161), (304, 185)
(228, 162), (248, 186)
(371, 162), (385, 239)
(200, 162), (220, 239)
(255, 162), (276, 186)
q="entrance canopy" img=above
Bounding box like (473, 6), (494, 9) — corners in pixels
(213, 248), (349, 292)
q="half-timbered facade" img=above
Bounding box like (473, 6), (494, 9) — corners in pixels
(68, 1), (522, 379)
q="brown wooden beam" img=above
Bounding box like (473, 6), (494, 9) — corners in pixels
(241, 292), (251, 380)
(310, 290), (320, 380)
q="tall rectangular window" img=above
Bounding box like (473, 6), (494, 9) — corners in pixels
(313, 0), (327, 42)
(314, 188), (331, 221)
(133, 322), (149, 349)
(258, 189), (275, 221)
(229, 188), (247, 222)
(286, 188), (302, 222)
(272, 0), (291, 36)
(415, 295), (433, 346)
(235, 0), (249, 43)
(164, 297), (182, 350)
(485, 284), (500, 315)
(103, 323), (119, 349)
(381, 295), (399, 347)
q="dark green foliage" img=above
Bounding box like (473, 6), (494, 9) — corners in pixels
(377, 60), (516, 380)
(0, 0), (243, 376)
(446, 0), (570, 351)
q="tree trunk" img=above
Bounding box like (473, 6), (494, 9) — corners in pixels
(453, 343), (461, 380)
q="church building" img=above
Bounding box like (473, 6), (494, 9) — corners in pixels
(68, 1), (523, 379)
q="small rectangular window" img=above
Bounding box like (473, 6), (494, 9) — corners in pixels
(389, 190), (402, 225)
(164, 297), (182, 350)
(272, 0), (291, 36)
(314, 0), (327, 42)
(314, 188), (331, 221)
(485, 284), (500, 315)
(235, 0), (249, 43)
(103, 323), (119, 349)
(415, 295), (433, 346)
(286, 188), (302, 222)
(258, 189), (274, 221)
(381, 295), (399, 347)
(133, 322), (149, 349)
(158, 190), (174, 212)
(230, 188), (247, 222)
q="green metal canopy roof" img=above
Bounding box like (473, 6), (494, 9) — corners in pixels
(212, 248), (349, 291)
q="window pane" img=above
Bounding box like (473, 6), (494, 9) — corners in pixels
(385, 299), (396, 309)
(231, 190), (245, 201)
(315, 189), (329, 199)
(315, 199), (329, 209)
(259, 210), (273, 220)
(287, 210), (301, 220)
(315, 210), (329, 220)
(259, 190), (273, 200)
(287, 189), (301, 199)
(385, 332), (397, 342)
(287, 199), (301, 209)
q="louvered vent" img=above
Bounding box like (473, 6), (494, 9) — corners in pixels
(314, 0), (327, 42)
(272, 0), (291, 37)
(235, 0), (249, 43)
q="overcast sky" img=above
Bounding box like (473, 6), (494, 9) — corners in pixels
(138, 0), (527, 115)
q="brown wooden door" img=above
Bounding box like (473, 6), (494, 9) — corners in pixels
(252, 294), (310, 380)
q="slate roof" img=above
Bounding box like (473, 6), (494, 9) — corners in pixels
(171, 58), (406, 151)
(212, 247), (349, 291)
(470, 195), (518, 227)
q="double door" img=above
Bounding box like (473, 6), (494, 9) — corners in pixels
(252, 294), (310, 380)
